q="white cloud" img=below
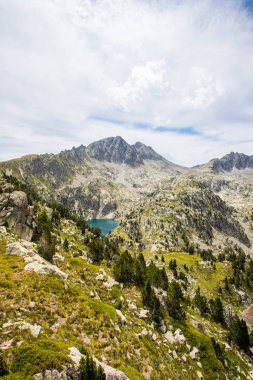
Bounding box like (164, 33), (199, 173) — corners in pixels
(0, 0), (253, 166)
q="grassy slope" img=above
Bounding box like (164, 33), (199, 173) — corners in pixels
(0, 223), (252, 379)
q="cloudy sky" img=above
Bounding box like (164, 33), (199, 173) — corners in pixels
(0, 0), (253, 166)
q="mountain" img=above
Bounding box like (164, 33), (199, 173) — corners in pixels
(0, 137), (185, 218)
(1, 141), (253, 379)
(0, 139), (252, 255)
(86, 136), (163, 166)
(1, 174), (253, 379)
(211, 152), (253, 173)
(195, 152), (253, 173)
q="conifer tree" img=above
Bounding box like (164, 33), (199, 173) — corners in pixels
(166, 280), (185, 320)
(193, 287), (209, 315)
(209, 297), (224, 323)
(228, 316), (250, 351)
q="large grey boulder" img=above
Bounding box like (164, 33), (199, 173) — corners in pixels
(34, 369), (68, 380)
(6, 241), (68, 279)
(24, 254), (68, 279)
(6, 241), (29, 256)
(0, 186), (35, 240)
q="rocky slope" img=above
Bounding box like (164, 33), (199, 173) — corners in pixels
(1, 180), (253, 380)
(0, 138), (252, 254)
(0, 180), (35, 241)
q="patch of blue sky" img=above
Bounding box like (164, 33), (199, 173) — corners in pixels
(243, 0), (253, 13)
(89, 114), (205, 137)
(154, 126), (201, 136)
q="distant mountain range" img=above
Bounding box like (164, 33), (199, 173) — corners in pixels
(0, 136), (252, 254)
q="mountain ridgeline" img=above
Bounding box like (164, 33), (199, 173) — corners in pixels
(211, 152), (253, 173)
(0, 136), (253, 255)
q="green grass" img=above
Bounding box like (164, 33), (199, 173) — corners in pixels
(0, 223), (252, 380)
(195, 262), (231, 296)
(10, 338), (72, 378)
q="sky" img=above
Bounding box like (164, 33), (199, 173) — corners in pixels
(0, 0), (253, 167)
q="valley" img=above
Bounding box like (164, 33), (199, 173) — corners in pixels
(0, 136), (253, 379)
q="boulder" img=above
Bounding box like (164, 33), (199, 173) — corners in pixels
(53, 254), (65, 263)
(24, 254), (68, 279)
(0, 226), (7, 235)
(174, 329), (185, 344)
(7, 242), (29, 256)
(69, 347), (83, 366)
(164, 329), (185, 345)
(190, 347), (199, 360)
(17, 321), (41, 338)
(0, 188), (35, 240)
(190, 319), (205, 334)
(6, 241), (68, 279)
(116, 309), (126, 325)
(34, 369), (68, 380)
(164, 331), (176, 344)
(141, 328), (148, 336)
(136, 309), (149, 319)
(159, 321), (167, 334)
(104, 275), (119, 289)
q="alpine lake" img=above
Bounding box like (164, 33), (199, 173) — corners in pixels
(85, 219), (118, 236)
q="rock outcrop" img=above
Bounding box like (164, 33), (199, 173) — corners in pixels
(6, 241), (68, 279)
(86, 136), (144, 167)
(86, 137), (163, 167)
(211, 152), (253, 173)
(0, 182), (35, 240)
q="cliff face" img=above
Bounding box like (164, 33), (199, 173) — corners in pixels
(0, 180), (35, 240)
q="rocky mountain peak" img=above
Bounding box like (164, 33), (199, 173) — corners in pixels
(134, 141), (163, 161)
(212, 152), (253, 173)
(86, 136), (163, 166)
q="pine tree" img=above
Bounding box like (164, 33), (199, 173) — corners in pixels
(113, 250), (133, 284)
(142, 280), (163, 323)
(228, 316), (250, 351)
(209, 297), (224, 323)
(166, 280), (185, 320)
(63, 237), (69, 251)
(133, 253), (146, 287)
(142, 279), (153, 307)
(193, 287), (209, 315)
(79, 354), (106, 380)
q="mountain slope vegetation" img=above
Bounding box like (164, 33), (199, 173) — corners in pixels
(0, 137), (253, 379)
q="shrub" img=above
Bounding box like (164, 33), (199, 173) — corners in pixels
(0, 349), (8, 376)
(79, 354), (106, 380)
(10, 339), (71, 376)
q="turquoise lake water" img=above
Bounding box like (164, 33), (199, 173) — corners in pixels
(85, 219), (118, 236)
